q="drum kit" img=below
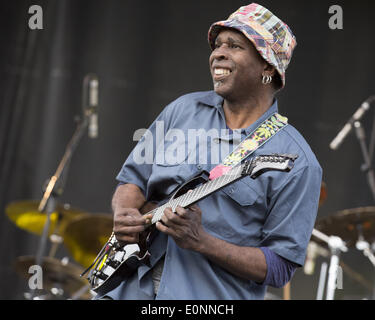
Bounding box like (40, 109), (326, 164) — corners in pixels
(311, 197), (375, 300)
(5, 200), (112, 300)
(277, 183), (375, 300)
(4, 75), (107, 299)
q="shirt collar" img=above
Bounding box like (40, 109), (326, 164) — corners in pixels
(196, 91), (279, 136)
(194, 91), (224, 108)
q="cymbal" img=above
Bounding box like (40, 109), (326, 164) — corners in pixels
(315, 206), (375, 247)
(14, 255), (91, 299)
(5, 200), (86, 236)
(62, 213), (113, 269)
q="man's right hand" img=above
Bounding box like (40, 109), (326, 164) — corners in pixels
(113, 208), (153, 245)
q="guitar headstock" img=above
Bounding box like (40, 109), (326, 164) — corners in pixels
(242, 154), (298, 179)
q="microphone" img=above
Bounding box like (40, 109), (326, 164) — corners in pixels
(83, 74), (99, 139)
(329, 96), (375, 150)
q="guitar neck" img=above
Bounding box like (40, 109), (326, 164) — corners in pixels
(150, 165), (244, 224)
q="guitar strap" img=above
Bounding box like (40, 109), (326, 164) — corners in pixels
(209, 112), (288, 180)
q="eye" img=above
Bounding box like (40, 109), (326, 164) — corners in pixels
(214, 42), (221, 49)
(230, 43), (241, 49)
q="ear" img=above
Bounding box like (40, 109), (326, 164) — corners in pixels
(263, 63), (276, 77)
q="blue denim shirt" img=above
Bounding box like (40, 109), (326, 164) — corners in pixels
(101, 91), (322, 300)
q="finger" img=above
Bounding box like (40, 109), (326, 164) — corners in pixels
(161, 212), (184, 227)
(188, 204), (200, 212)
(115, 233), (139, 245)
(156, 221), (176, 237)
(143, 213), (153, 225)
(175, 205), (188, 218)
(163, 207), (186, 225)
(116, 215), (149, 226)
(116, 208), (142, 217)
(114, 225), (146, 234)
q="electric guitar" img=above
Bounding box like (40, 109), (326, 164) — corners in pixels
(83, 153), (298, 293)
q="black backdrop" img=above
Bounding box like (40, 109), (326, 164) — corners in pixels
(1, 0), (375, 300)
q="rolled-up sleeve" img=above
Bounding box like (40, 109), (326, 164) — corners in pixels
(259, 164), (322, 266)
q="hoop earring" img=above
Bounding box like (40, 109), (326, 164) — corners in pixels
(262, 74), (272, 85)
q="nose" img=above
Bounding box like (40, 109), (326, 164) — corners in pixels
(210, 46), (229, 63)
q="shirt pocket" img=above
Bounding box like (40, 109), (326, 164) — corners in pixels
(154, 139), (193, 167)
(221, 178), (260, 206)
(218, 177), (265, 241)
(151, 141), (196, 197)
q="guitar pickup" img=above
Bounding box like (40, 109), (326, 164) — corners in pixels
(93, 270), (109, 281)
(106, 259), (121, 269)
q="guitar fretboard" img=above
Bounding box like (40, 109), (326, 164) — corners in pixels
(150, 165), (244, 224)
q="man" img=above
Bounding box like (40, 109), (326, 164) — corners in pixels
(97, 3), (322, 299)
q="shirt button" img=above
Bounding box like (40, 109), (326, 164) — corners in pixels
(197, 164), (202, 170)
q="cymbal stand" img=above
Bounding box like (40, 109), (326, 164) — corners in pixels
(355, 226), (375, 299)
(353, 121), (375, 202)
(30, 115), (90, 299)
(312, 228), (348, 300)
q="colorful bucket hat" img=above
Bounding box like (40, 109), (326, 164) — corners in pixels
(208, 3), (297, 88)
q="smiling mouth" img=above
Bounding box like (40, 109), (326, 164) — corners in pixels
(213, 67), (232, 80)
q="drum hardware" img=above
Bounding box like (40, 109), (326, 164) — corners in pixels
(355, 225), (375, 268)
(316, 262), (328, 300)
(4, 75), (99, 299)
(314, 206), (375, 299)
(69, 284), (95, 300)
(311, 228), (348, 300)
(355, 225), (375, 299)
(15, 255), (92, 300)
(28, 86), (98, 299)
(5, 198), (87, 285)
(315, 207), (375, 248)
(48, 233), (64, 258)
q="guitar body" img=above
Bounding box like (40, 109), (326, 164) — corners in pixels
(84, 154), (297, 293)
(87, 171), (211, 293)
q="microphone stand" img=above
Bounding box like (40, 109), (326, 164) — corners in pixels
(30, 114), (90, 299)
(353, 121), (375, 202)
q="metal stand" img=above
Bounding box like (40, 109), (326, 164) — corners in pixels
(353, 121), (375, 202)
(316, 262), (328, 300)
(29, 115), (90, 299)
(312, 228), (347, 300)
(355, 226), (375, 300)
(353, 99), (375, 299)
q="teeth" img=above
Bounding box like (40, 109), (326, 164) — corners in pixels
(214, 68), (231, 75)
